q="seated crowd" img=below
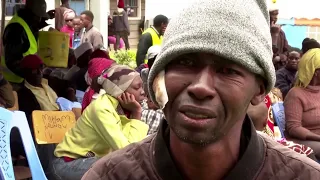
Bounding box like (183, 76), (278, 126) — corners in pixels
(2, 38), (320, 179)
(1, 41), (165, 179)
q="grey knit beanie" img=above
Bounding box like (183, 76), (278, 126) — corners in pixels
(148, 0), (276, 108)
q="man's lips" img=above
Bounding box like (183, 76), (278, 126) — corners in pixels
(179, 105), (217, 120)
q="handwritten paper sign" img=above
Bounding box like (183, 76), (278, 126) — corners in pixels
(32, 111), (76, 144)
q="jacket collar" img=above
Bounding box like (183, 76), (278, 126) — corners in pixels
(152, 116), (265, 180)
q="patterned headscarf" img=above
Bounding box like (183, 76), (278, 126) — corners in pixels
(97, 65), (140, 97)
(82, 58), (115, 112)
(295, 48), (320, 87)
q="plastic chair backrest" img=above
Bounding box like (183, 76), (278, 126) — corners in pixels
(0, 108), (47, 180)
(0, 163), (5, 180)
(272, 102), (286, 138)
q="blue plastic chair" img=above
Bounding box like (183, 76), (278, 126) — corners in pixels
(0, 108), (47, 180)
(272, 102), (286, 138)
(0, 166), (4, 180)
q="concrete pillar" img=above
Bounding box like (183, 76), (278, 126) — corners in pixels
(89, 0), (109, 48)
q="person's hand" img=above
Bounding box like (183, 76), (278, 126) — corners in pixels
(270, 21), (281, 34)
(47, 9), (55, 19)
(117, 92), (142, 113)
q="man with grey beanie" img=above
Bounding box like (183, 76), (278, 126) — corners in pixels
(82, 0), (320, 179)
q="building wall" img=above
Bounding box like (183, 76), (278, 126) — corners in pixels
(110, 0), (145, 49)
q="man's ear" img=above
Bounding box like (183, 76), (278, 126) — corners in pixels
(251, 78), (266, 106)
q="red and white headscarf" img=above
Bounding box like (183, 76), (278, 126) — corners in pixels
(82, 58), (115, 112)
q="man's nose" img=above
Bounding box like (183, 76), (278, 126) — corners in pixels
(187, 66), (217, 100)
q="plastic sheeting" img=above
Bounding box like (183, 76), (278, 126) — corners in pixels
(281, 25), (307, 49)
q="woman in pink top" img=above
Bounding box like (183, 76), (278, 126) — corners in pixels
(284, 48), (320, 160)
(60, 9), (76, 48)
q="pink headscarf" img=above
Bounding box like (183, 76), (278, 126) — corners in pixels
(81, 58), (115, 112)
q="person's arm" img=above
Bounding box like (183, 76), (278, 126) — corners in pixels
(275, 71), (290, 97)
(91, 32), (104, 50)
(123, 11), (130, 34)
(3, 23), (29, 77)
(284, 89), (320, 141)
(17, 88), (41, 137)
(281, 30), (289, 55)
(0, 76), (15, 108)
(89, 101), (148, 150)
(136, 33), (152, 66)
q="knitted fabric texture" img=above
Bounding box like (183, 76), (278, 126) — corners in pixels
(148, 0), (276, 108)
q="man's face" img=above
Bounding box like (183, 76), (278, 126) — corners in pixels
(269, 10), (279, 24)
(73, 18), (82, 32)
(160, 23), (168, 35)
(286, 51), (300, 70)
(80, 14), (91, 28)
(65, 18), (74, 28)
(25, 66), (44, 86)
(163, 53), (265, 145)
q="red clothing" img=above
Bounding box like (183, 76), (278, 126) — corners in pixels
(60, 25), (74, 48)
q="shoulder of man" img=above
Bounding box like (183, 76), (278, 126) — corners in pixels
(82, 135), (157, 180)
(257, 133), (320, 178)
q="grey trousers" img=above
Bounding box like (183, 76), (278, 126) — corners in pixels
(49, 157), (98, 180)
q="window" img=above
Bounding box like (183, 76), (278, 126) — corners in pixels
(306, 26), (320, 42)
(125, 0), (140, 18)
(5, 0), (26, 16)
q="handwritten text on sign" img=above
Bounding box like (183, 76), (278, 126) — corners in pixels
(32, 111), (76, 144)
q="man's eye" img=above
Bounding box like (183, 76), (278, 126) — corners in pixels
(179, 59), (194, 66)
(217, 67), (239, 75)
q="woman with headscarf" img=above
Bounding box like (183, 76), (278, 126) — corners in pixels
(82, 57), (115, 112)
(284, 48), (320, 160)
(52, 65), (148, 180)
(60, 9), (76, 48)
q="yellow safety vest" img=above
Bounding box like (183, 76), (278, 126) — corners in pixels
(142, 28), (163, 63)
(1, 14), (37, 83)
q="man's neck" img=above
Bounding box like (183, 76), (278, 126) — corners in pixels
(169, 119), (244, 180)
(86, 24), (93, 31)
(285, 66), (297, 73)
